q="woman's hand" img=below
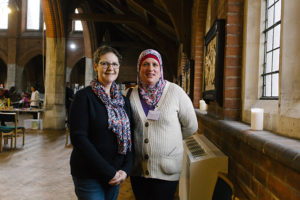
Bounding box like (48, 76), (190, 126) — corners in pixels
(117, 170), (127, 183)
(108, 170), (127, 186)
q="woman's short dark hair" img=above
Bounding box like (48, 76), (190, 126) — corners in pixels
(31, 85), (38, 91)
(93, 45), (122, 65)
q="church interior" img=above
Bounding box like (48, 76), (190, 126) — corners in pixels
(0, 0), (299, 199)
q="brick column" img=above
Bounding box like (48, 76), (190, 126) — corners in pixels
(223, 0), (244, 119)
(191, 0), (208, 108)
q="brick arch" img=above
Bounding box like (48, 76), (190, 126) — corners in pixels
(191, 0), (208, 107)
(0, 48), (8, 64)
(41, 0), (65, 38)
(69, 55), (85, 71)
(18, 48), (43, 67)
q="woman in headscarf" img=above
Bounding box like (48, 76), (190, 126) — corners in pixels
(128, 49), (198, 200)
(69, 45), (133, 200)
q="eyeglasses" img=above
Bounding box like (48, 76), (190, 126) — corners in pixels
(98, 61), (120, 69)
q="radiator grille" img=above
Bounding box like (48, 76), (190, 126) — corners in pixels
(185, 137), (206, 158)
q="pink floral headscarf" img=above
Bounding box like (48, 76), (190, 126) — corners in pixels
(137, 49), (166, 106)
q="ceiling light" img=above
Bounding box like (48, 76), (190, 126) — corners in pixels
(70, 43), (76, 50)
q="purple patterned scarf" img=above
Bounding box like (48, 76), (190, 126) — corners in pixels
(91, 79), (131, 154)
(137, 49), (166, 106)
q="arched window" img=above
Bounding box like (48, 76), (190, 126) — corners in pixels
(74, 8), (83, 31)
(26, 0), (41, 30)
(0, 0), (9, 29)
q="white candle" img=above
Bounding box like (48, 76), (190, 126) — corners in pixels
(199, 100), (207, 111)
(251, 108), (264, 130)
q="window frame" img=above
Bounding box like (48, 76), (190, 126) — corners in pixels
(73, 8), (83, 32)
(261, 0), (281, 99)
(0, 0), (9, 30)
(25, 0), (43, 31)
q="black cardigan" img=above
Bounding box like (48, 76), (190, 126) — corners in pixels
(69, 86), (134, 183)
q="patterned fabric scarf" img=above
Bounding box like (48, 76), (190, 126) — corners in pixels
(137, 49), (166, 106)
(90, 79), (131, 155)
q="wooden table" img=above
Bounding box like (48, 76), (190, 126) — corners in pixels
(0, 108), (44, 120)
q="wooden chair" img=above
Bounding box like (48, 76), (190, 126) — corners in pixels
(0, 129), (14, 152)
(212, 172), (237, 200)
(0, 112), (25, 151)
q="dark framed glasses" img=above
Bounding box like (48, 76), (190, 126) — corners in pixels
(98, 61), (120, 69)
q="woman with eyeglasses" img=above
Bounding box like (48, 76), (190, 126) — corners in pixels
(127, 49), (198, 200)
(69, 45), (133, 200)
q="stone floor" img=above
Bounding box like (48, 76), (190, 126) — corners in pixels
(0, 129), (135, 200)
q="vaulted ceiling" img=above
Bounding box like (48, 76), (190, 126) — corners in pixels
(62, 0), (194, 78)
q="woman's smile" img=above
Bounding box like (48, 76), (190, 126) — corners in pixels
(140, 58), (161, 85)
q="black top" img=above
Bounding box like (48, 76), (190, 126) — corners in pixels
(69, 86), (134, 184)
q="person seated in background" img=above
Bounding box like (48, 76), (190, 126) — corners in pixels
(19, 92), (30, 108)
(0, 87), (7, 108)
(0, 87), (8, 126)
(8, 86), (21, 108)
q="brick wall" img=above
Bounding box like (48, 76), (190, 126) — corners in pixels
(197, 112), (300, 200)
(191, 0), (208, 108)
(223, 0), (243, 120)
(191, 0), (243, 120)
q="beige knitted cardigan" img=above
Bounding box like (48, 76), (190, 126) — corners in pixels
(129, 81), (198, 181)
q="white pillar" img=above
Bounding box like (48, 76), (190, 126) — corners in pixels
(43, 37), (66, 130)
(6, 64), (16, 89)
(85, 57), (94, 86)
(66, 66), (72, 83)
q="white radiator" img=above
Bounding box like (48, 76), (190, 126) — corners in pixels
(179, 134), (228, 200)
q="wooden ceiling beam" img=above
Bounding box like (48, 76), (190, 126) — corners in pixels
(158, 0), (192, 56)
(70, 13), (174, 48)
(127, 0), (173, 28)
(70, 13), (136, 23)
(97, 0), (177, 48)
(158, 0), (182, 41)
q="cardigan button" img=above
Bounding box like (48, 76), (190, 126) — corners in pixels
(144, 138), (149, 143)
(145, 122), (149, 127)
(144, 154), (149, 159)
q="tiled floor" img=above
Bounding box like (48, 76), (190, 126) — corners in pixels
(0, 129), (135, 200)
